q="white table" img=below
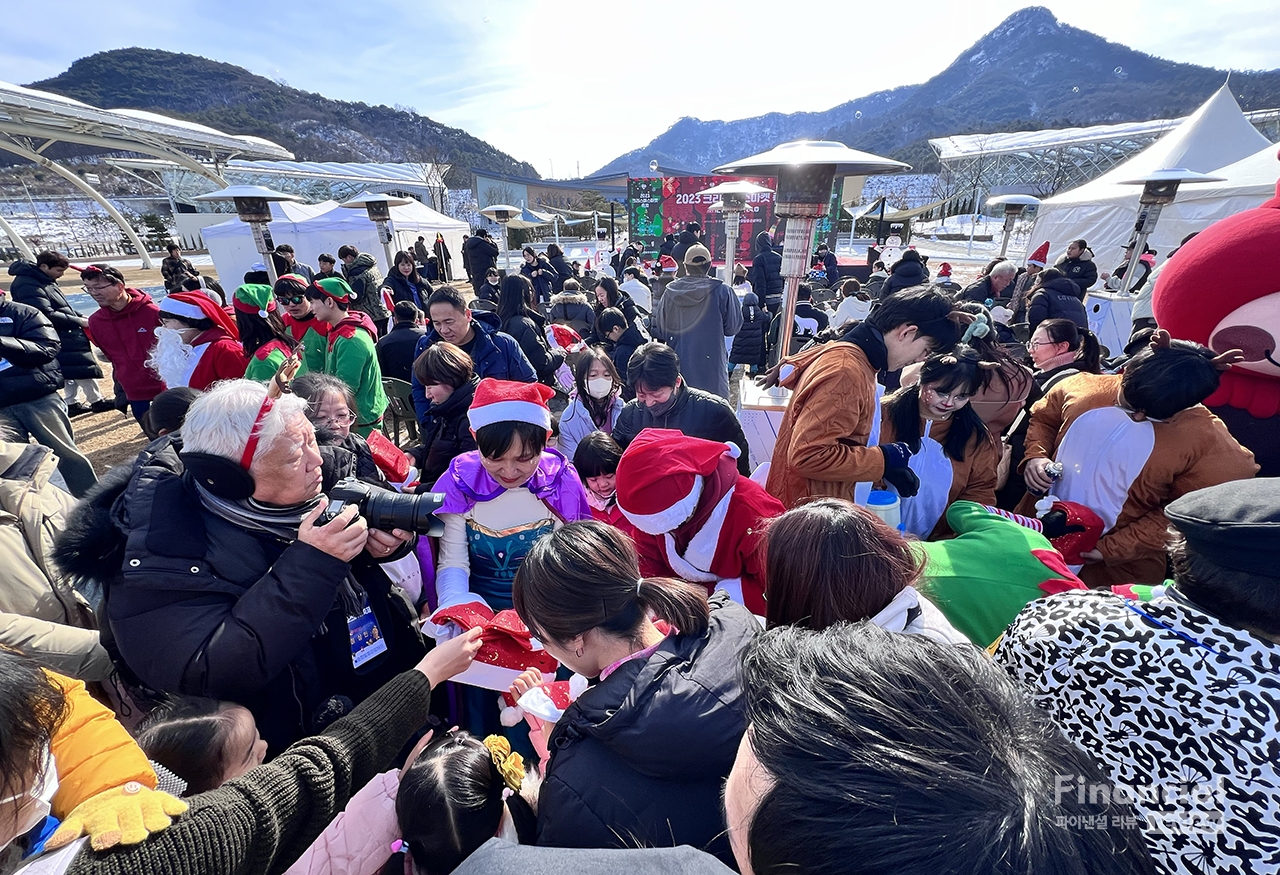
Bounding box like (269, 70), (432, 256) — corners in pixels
(736, 380), (790, 473)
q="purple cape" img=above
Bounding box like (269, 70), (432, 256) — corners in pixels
(430, 448), (592, 522)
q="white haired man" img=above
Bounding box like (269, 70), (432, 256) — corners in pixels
(57, 379), (427, 754)
(960, 260), (1018, 306)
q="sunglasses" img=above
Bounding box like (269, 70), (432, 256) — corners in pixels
(275, 295), (305, 305)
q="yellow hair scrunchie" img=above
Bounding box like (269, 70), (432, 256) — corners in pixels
(482, 735), (525, 793)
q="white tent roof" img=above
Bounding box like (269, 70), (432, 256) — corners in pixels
(1031, 86), (1274, 267)
(203, 198), (469, 285)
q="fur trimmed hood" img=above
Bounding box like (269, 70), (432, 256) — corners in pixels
(549, 290), (590, 308)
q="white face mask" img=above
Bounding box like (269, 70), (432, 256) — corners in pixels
(0, 748), (58, 851)
(586, 377), (614, 399)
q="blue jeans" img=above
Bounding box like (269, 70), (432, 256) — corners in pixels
(0, 392), (98, 497)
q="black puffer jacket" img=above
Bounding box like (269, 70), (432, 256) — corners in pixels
(547, 254), (574, 292)
(882, 257), (928, 296)
(520, 257), (558, 303)
(671, 229), (701, 266)
(549, 291), (595, 337)
(420, 377), (478, 486)
(537, 593), (757, 864)
(729, 292), (769, 367)
(503, 309), (563, 384)
(612, 384), (750, 475)
(0, 297), (62, 405)
(1027, 277), (1087, 330)
(1055, 250), (1098, 291)
(463, 234), (500, 277)
(748, 233), (784, 311)
(64, 436), (425, 755)
(7, 261), (100, 380)
(607, 322), (649, 393)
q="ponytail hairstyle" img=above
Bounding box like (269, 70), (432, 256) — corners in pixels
(884, 345), (991, 461)
(1038, 318), (1102, 374)
(514, 520), (710, 645)
(397, 732), (538, 875)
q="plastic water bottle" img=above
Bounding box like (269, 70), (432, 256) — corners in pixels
(864, 490), (901, 530)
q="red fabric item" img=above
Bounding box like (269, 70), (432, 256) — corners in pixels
(327, 312), (379, 349)
(1153, 176), (1280, 418)
(430, 605), (560, 678)
(1031, 548), (1089, 594)
(282, 312), (329, 343)
(1048, 500), (1105, 566)
(1027, 241), (1050, 267)
(365, 429), (411, 483)
(616, 429), (741, 524)
(86, 289), (166, 401)
(161, 291), (240, 340)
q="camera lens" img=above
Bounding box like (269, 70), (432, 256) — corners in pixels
(363, 490), (446, 536)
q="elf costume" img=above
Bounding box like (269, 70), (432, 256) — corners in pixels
(617, 428), (785, 617)
(156, 292), (247, 391)
(315, 277), (388, 437)
(1153, 178), (1280, 477)
(919, 501), (1090, 647)
(232, 283), (300, 383)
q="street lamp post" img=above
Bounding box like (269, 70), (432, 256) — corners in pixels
(1116, 169), (1224, 295)
(714, 141), (909, 364)
(340, 191), (414, 274)
(192, 185), (303, 284)
(698, 180), (775, 287)
(985, 194), (1042, 259)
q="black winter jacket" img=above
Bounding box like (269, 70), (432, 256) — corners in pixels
(420, 377), (478, 486)
(1027, 277), (1088, 331)
(520, 257), (558, 303)
(0, 298), (63, 405)
(729, 293), (769, 367)
(959, 274), (1010, 305)
(383, 272), (429, 309)
(537, 593), (757, 864)
(503, 309), (563, 384)
(1055, 252), (1098, 291)
(546, 254), (574, 292)
(7, 261), (101, 380)
(671, 230), (701, 267)
(607, 322), (649, 393)
(612, 384), (750, 475)
(375, 322), (426, 383)
(748, 234), (784, 310)
(883, 258), (928, 296)
(80, 437), (425, 755)
(549, 291), (594, 337)
(463, 235), (500, 277)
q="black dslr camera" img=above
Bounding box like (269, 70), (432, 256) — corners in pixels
(319, 477), (445, 536)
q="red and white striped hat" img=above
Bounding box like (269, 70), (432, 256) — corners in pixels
(468, 378), (554, 433)
(615, 428), (738, 534)
(159, 291), (239, 340)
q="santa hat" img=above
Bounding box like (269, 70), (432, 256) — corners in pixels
(159, 291), (239, 340)
(615, 428), (738, 535)
(312, 276), (354, 302)
(1027, 241), (1050, 268)
(499, 674), (589, 727)
(937, 262), (952, 278)
(1045, 501), (1104, 565)
(232, 283), (276, 318)
(468, 378), (554, 432)
(429, 603), (560, 692)
(546, 323), (585, 354)
(659, 254), (678, 273)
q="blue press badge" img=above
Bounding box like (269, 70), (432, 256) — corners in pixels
(348, 601), (388, 669)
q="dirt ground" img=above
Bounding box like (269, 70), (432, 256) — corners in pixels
(69, 362), (151, 474)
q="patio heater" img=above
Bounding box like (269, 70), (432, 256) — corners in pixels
(341, 191), (413, 274)
(985, 194), (1041, 259)
(698, 180), (775, 285)
(480, 204), (522, 272)
(192, 185), (302, 284)
(1115, 169), (1224, 295)
(715, 141), (909, 364)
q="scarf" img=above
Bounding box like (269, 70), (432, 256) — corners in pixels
(842, 321), (889, 371)
(195, 483), (364, 614)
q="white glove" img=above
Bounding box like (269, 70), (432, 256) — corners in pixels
(422, 569), (490, 640)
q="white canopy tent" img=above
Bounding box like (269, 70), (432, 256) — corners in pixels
(202, 200), (336, 286)
(1030, 86), (1273, 268)
(203, 199), (468, 284)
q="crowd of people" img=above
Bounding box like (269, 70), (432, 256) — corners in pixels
(0, 217), (1275, 875)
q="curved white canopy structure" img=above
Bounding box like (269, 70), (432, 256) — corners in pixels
(0, 80), (291, 266)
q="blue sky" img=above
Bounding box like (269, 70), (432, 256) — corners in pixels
(2, 0), (1277, 178)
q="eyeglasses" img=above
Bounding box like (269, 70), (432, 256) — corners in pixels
(82, 284), (117, 294)
(275, 295), (305, 305)
(319, 411), (357, 426)
(1026, 340), (1055, 349)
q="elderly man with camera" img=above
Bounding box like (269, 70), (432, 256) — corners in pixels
(60, 380), (439, 754)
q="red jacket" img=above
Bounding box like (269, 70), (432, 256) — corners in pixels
(85, 289), (165, 402)
(187, 328), (248, 391)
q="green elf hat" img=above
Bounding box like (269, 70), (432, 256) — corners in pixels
(313, 276), (353, 303)
(232, 283), (276, 318)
